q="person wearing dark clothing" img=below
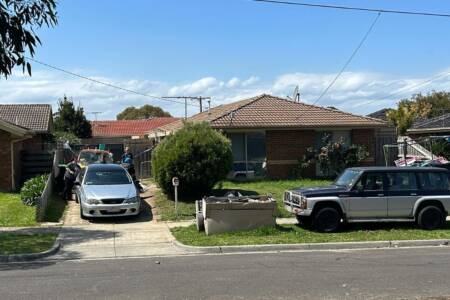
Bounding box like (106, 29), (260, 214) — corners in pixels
(121, 147), (144, 192)
(121, 147), (134, 164)
(62, 158), (81, 200)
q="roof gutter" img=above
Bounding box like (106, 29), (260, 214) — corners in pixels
(407, 127), (450, 134)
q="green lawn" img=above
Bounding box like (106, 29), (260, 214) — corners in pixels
(0, 233), (57, 255)
(154, 179), (331, 221)
(171, 223), (450, 247)
(0, 193), (37, 227)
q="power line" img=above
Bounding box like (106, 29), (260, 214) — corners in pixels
(356, 70), (450, 109)
(25, 56), (199, 108)
(314, 12), (381, 105)
(253, 0), (450, 18)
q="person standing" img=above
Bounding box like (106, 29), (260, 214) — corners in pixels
(62, 157), (81, 200)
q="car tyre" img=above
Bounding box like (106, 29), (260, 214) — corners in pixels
(313, 207), (341, 232)
(418, 205), (445, 230)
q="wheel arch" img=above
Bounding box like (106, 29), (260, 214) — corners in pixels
(311, 200), (345, 218)
(413, 199), (447, 218)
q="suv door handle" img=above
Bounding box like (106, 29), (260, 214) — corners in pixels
(410, 193), (417, 196)
(377, 194), (384, 197)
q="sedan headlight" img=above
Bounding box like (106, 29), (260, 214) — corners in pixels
(86, 198), (101, 205)
(124, 196), (139, 204)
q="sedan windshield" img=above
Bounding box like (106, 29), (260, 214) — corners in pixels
(335, 169), (362, 188)
(84, 170), (131, 185)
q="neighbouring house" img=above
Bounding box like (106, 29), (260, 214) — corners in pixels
(150, 94), (396, 179)
(407, 113), (450, 138)
(0, 104), (53, 191)
(82, 117), (179, 160)
(367, 108), (392, 122)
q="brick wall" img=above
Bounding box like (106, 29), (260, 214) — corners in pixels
(0, 131), (12, 191)
(351, 129), (376, 165)
(266, 130), (315, 179)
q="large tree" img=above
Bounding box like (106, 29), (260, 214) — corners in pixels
(387, 91), (450, 135)
(117, 104), (172, 120)
(54, 96), (92, 138)
(0, 0), (57, 78)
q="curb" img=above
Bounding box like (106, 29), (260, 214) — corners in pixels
(173, 239), (450, 254)
(0, 238), (61, 263)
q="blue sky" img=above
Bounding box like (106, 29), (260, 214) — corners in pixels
(2, 0), (450, 119)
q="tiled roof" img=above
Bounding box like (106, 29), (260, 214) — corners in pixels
(151, 96), (258, 134)
(367, 108), (392, 121)
(0, 104), (52, 132)
(409, 113), (450, 131)
(150, 94), (387, 134)
(91, 118), (179, 137)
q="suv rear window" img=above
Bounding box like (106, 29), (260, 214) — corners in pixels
(417, 172), (449, 190)
(386, 172), (417, 190)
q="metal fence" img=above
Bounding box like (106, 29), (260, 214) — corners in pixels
(134, 148), (153, 179)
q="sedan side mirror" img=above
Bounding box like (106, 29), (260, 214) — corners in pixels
(74, 181), (81, 186)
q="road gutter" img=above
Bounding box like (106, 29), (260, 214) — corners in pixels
(173, 239), (450, 254)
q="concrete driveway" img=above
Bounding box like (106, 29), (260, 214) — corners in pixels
(55, 188), (190, 260)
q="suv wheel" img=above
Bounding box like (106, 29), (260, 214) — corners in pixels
(418, 205), (445, 230)
(313, 207), (341, 232)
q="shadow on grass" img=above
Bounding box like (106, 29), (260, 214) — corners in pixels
(296, 221), (450, 233)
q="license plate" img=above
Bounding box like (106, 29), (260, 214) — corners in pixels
(108, 207), (122, 212)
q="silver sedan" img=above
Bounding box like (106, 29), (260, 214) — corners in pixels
(75, 164), (141, 219)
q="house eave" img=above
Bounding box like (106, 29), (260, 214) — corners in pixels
(407, 127), (450, 134)
(0, 120), (31, 137)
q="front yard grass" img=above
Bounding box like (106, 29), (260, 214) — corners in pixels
(154, 179), (331, 221)
(0, 233), (57, 255)
(171, 222), (450, 247)
(0, 193), (37, 227)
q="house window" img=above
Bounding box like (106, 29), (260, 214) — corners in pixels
(228, 132), (266, 177)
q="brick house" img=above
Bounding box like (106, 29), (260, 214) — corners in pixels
(0, 104), (53, 191)
(150, 94), (394, 179)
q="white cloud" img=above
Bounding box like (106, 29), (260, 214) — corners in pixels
(226, 77), (240, 88)
(1, 68), (450, 120)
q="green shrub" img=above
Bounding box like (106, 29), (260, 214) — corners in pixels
(152, 122), (233, 198)
(53, 131), (81, 145)
(20, 174), (50, 206)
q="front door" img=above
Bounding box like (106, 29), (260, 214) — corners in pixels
(346, 172), (388, 218)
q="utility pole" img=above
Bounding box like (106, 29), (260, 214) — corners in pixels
(89, 112), (102, 121)
(162, 96), (211, 118)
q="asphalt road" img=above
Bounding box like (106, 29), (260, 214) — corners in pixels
(1, 248), (450, 300)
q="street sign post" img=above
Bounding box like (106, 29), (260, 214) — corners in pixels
(172, 177), (179, 217)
